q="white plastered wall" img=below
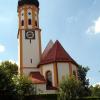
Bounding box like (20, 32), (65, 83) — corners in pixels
(22, 30), (40, 68)
(57, 63), (69, 83)
(23, 68), (40, 76)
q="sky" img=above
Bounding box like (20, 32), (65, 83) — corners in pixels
(0, 0), (100, 85)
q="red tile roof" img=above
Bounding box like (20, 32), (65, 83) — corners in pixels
(39, 40), (78, 66)
(29, 72), (46, 84)
(42, 40), (54, 59)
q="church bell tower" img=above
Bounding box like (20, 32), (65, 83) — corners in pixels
(17, 0), (41, 75)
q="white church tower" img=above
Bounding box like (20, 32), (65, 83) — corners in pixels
(17, 0), (41, 75)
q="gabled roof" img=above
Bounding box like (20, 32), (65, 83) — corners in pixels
(39, 40), (78, 66)
(29, 72), (46, 84)
(42, 40), (54, 59)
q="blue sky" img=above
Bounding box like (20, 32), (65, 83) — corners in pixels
(0, 0), (100, 85)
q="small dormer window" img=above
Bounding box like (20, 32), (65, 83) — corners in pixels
(28, 19), (32, 25)
(21, 20), (24, 26)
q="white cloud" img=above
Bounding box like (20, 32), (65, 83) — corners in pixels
(0, 44), (5, 53)
(87, 17), (100, 35)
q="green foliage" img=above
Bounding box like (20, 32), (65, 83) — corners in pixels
(58, 76), (81, 100)
(0, 61), (18, 94)
(36, 94), (57, 100)
(78, 65), (89, 86)
(77, 65), (91, 97)
(58, 65), (91, 100)
(12, 75), (36, 95)
(0, 60), (35, 97)
(0, 94), (58, 100)
(0, 61), (18, 77)
(90, 85), (100, 97)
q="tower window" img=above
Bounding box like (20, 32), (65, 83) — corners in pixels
(28, 19), (32, 25)
(22, 13), (24, 16)
(35, 21), (37, 26)
(21, 20), (24, 26)
(30, 58), (32, 64)
(30, 39), (31, 44)
(28, 12), (31, 15)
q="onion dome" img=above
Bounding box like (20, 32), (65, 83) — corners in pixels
(18, 0), (39, 8)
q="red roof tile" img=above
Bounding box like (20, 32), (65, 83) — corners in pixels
(39, 40), (78, 66)
(42, 40), (54, 59)
(29, 72), (46, 84)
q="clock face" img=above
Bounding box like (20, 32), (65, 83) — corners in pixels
(25, 30), (35, 39)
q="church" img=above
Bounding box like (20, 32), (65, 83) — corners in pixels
(17, 0), (78, 94)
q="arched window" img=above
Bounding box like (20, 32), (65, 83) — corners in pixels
(46, 71), (52, 89)
(28, 19), (32, 25)
(21, 20), (24, 26)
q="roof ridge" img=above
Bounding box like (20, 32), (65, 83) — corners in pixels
(54, 40), (58, 61)
(42, 40), (54, 59)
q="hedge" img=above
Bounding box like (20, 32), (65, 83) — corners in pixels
(0, 94), (100, 100)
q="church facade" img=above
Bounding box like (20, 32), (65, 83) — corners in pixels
(17, 0), (78, 94)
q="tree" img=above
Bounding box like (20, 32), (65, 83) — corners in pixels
(0, 61), (18, 77)
(58, 65), (91, 100)
(78, 65), (89, 86)
(77, 65), (91, 96)
(90, 85), (100, 97)
(0, 61), (18, 94)
(12, 75), (36, 96)
(58, 76), (81, 100)
(0, 60), (35, 99)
